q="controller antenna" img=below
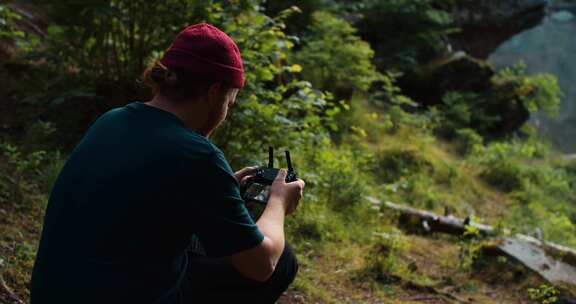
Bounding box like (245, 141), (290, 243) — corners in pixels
(285, 150), (294, 174)
(268, 146), (274, 168)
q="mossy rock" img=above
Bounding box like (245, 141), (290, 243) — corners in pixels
(399, 54), (495, 107)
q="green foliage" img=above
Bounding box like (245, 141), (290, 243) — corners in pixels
(0, 4), (40, 51)
(401, 174), (443, 210)
(208, 6), (341, 167)
(20, 121), (58, 152)
(292, 11), (379, 98)
(429, 64), (562, 139)
(474, 140), (552, 192)
(13, 1), (340, 164)
(458, 224), (483, 271)
(494, 63), (562, 117)
(32, 0), (213, 82)
(470, 140), (576, 247)
(287, 197), (346, 242)
(360, 230), (409, 283)
(455, 128), (483, 155)
(480, 159), (525, 192)
(370, 73), (432, 135)
(3, 1), (576, 301)
(312, 147), (369, 209)
(0, 143), (63, 206)
(264, 0), (338, 34)
(434, 91), (501, 137)
(371, 149), (432, 184)
(356, 0), (455, 70)
(528, 285), (559, 304)
(0, 4), (22, 39)
(3, 145), (47, 176)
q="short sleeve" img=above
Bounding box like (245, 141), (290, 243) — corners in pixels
(191, 151), (264, 257)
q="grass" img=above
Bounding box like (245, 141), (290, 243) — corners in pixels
(279, 98), (574, 302)
(2, 97), (575, 303)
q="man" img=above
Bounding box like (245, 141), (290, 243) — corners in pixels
(31, 23), (305, 303)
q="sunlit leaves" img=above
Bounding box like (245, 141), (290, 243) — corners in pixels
(292, 11), (379, 95)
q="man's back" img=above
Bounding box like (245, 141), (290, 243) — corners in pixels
(30, 102), (263, 303)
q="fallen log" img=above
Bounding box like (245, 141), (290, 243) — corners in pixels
(375, 199), (495, 236)
(374, 198), (576, 291)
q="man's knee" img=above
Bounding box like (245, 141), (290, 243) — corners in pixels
(268, 243), (298, 290)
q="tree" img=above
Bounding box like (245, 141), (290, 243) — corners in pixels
(292, 11), (379, 101)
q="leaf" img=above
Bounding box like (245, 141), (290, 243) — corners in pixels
(290, 64), (303, 73)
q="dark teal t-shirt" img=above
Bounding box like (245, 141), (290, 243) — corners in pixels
(30, 102), (264, 304)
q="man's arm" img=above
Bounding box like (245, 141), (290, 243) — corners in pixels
(227, 169), (304, 282)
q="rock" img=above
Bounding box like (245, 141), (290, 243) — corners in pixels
(552, 0), (576, 15)
(551, 10), (575, 22)
(450, 0), (548, 59)
(484, 80), (531, 136)
(398, 53), (532, 137)
(399, 54), (495, 107)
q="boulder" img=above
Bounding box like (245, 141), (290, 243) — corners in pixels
(398, 53), (531, 137)
(449, 0), (548, 58)
(399, 53), (495, 107)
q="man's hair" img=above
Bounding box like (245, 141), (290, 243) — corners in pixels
(142, 61), (230, 103)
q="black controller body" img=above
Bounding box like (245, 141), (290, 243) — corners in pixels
(241, 148), (297, 204)
(250, 168), (298, 185)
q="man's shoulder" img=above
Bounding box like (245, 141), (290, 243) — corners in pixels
(171, 134), (232, 175)
(171, 130), (220, 159)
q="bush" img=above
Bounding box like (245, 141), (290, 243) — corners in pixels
(0, 4), (39, 52)
(371, 149), (433, 183)
(0, 142), (63, 207)
(263, 0), (338, 34)
(471, 139), (576, 247)
(312, 147), (369, 210)
(31, 0), (213, 83)
(455, 128), (483, 155)
(287, 199), (346, 242)
(480, 159), (525, 192)
(25, 1), (341, 168)
(292, 11), (379, 100)
(494, 63), (562, 117)
(474, 140), (556, 192)
(358, 230), (411, 284)
(0, 4), (21, 39)
(401, 173), (443, 210)
(430, 64), (562, 139)
(434, 91), (501, 138)
(208, 6), (341, 167)
(356, 0), (455, 71)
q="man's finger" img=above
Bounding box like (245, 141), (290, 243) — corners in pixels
(235, 166), (258, 181)
(237, 166), (257, 176)
(275, 169), (287, 182)
(240, 175), (254, 184)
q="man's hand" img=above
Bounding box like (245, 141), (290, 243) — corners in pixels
(228, 169), (305, 282)
(269, 169), (305, 215)
(234, 166), (258, 184)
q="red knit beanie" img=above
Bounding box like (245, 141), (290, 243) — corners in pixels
(161, 23), (245, 88)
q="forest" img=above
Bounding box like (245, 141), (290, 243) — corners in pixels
(1, 0), (575, 303)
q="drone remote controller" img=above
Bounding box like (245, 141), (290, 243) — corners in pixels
(241, 147), (297, 204)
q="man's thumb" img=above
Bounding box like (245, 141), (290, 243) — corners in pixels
(275, 169), (287, 182)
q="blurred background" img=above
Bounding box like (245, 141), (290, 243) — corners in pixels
(0, 0), (575, 303)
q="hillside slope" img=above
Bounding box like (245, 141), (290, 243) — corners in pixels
(2, 99), (573, 303)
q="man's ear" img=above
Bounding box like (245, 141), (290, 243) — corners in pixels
(207, 82), (224, 105)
